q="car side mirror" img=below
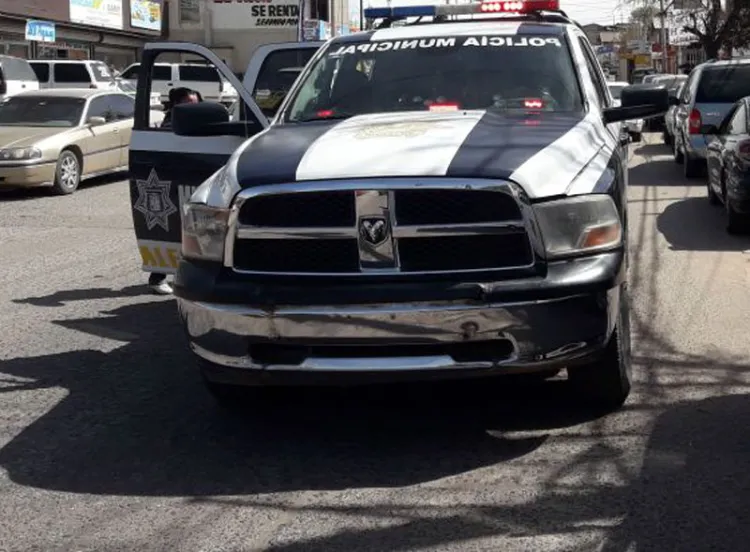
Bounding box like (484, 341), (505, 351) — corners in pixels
(87, 116), (106, 126)
(172, 101), (252, 137)
(602, 84), (669, 124)
(701, 124), (719, 135)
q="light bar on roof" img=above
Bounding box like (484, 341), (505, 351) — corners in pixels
(363, 0), (560, 19)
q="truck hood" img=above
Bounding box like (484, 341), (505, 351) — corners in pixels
(235, 110), (610, 198)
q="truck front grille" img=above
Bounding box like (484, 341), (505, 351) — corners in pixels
(228, 181), (536, 276)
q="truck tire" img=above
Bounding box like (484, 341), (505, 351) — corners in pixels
(568, 285), (632, 411)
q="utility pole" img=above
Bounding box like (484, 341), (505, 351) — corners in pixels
(659, 0), (668, 71)
(328, 0), (335, 37)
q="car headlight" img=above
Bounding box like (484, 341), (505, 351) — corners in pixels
(533, 195), (622, 258)
(182, 203), (230, 262)
(0, 147), (42, 160)
(181, 166), (236, 262)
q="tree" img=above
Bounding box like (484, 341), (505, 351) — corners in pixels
(628, 0), (750, 58)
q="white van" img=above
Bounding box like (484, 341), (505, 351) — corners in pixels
(29, 60), (117, 90)
(0, 55), (39, 99)
(118, 62), (238, 105)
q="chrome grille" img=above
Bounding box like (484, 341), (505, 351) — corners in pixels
(226, 180), (537, 276)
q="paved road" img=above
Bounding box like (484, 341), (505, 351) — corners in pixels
(1, 135), (749, 552)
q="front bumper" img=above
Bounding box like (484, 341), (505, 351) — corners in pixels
(176, 252), (625, 382)
(0, 161), (56, 187)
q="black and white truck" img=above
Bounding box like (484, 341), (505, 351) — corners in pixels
(129, 0), (668, 412)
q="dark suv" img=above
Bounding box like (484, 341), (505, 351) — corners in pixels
(673, 59), (750, 177)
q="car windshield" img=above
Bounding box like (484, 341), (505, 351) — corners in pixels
(696, 65), (750, 103)
(608, 84), (626, 99)
(116, 79), (136, 93)
(0, 96), (85, 127)
(284, 33), (583, 122)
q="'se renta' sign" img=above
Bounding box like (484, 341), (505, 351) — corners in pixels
(211, 0), (300, 29)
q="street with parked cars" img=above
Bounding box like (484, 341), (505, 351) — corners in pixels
(1, 1), (750, 549)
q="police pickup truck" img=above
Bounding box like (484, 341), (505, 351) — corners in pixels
(129, 0), (668, 411)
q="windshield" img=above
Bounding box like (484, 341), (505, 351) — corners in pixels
(0, 96), (85, 127)
(284, 34), (582, 122)
(608, 85), (626, 99)
(696, 65), (750, 103)
(116, 79), (136, 93)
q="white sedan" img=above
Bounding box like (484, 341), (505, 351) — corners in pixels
(607, 81), (644, 142)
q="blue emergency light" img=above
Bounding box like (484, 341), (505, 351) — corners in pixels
(363, 0), (560, 20)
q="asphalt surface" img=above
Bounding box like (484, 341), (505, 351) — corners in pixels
(1, 134), (749, 552)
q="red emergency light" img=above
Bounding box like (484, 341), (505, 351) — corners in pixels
(480, 0), (560, 13)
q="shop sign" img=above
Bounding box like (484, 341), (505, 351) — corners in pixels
(25, 20), (56, 42)
(301, 19), (319, 41)
(70, 0), (124, 31)
(211, 0), (300, 30)
(131, 0), (162, 31)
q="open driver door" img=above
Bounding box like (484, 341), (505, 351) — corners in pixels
(128, 42), (269, 276)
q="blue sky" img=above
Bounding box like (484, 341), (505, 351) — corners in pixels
(349, 0), (632, 26)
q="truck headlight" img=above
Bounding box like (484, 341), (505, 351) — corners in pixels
(533, 195), (622, 258)
(182, 203), (230, 262)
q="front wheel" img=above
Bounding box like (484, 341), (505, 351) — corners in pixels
(568, 286), (632, 411)
(52, 149), (81, 195)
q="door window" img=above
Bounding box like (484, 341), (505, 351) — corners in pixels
(30, 62), (49, 83)
(109, 94), (135, 120)
(120, 64), (139, 79)
(54, 63), (91, 84)
(577, 37), (610, 108)
(178, 65), (220, 82)
(253, 48), (317, 117)
(87, 96), (113, 122)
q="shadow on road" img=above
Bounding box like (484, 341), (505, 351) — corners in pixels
(630, 141), (670, 158)
(0, 172), (127, 202)
(191, 392), (750, 552)
(0, 293), (606, 498)
(599, 393), (750, 551)
(628, 159), (682, 186)
(656, 197), (750, 251)
(12, 284), (147, 307)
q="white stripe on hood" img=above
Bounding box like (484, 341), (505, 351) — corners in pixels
(295, 111), (485, 181)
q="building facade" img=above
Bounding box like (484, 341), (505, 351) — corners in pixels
(0, 0), (164, 71)
(167, 0), (349, 73)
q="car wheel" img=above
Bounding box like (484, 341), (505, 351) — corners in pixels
(724, 186), (745, 234)
(52, 149), (81, 195)
(674, 137), (684, 164)
(568, 284), (632, 412)
(199, 358), (280, 413)
(708, 181), (720, 205)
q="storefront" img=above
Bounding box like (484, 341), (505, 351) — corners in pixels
(0, 31), (30, 57)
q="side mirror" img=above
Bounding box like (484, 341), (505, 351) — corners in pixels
(700, 124), (719, 135)
(603, 84), (669, 124)
(172, 101), (252, 137)
(87, 116), (106, 126)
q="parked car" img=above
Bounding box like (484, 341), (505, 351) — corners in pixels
(0, 55), (39, 100)
(632, 68), (656, 83)
(29, 60), (118, 90)
(663, 82), (685, 148)
(0, 89), (136, 194)
(608, 81), (644, 141)
(672, 58), (750, 178)
(642, 73), (665, 84)
(118, 62), (239, 106)
(645, 74), (687, 131)
(705, 96), (750, 233)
